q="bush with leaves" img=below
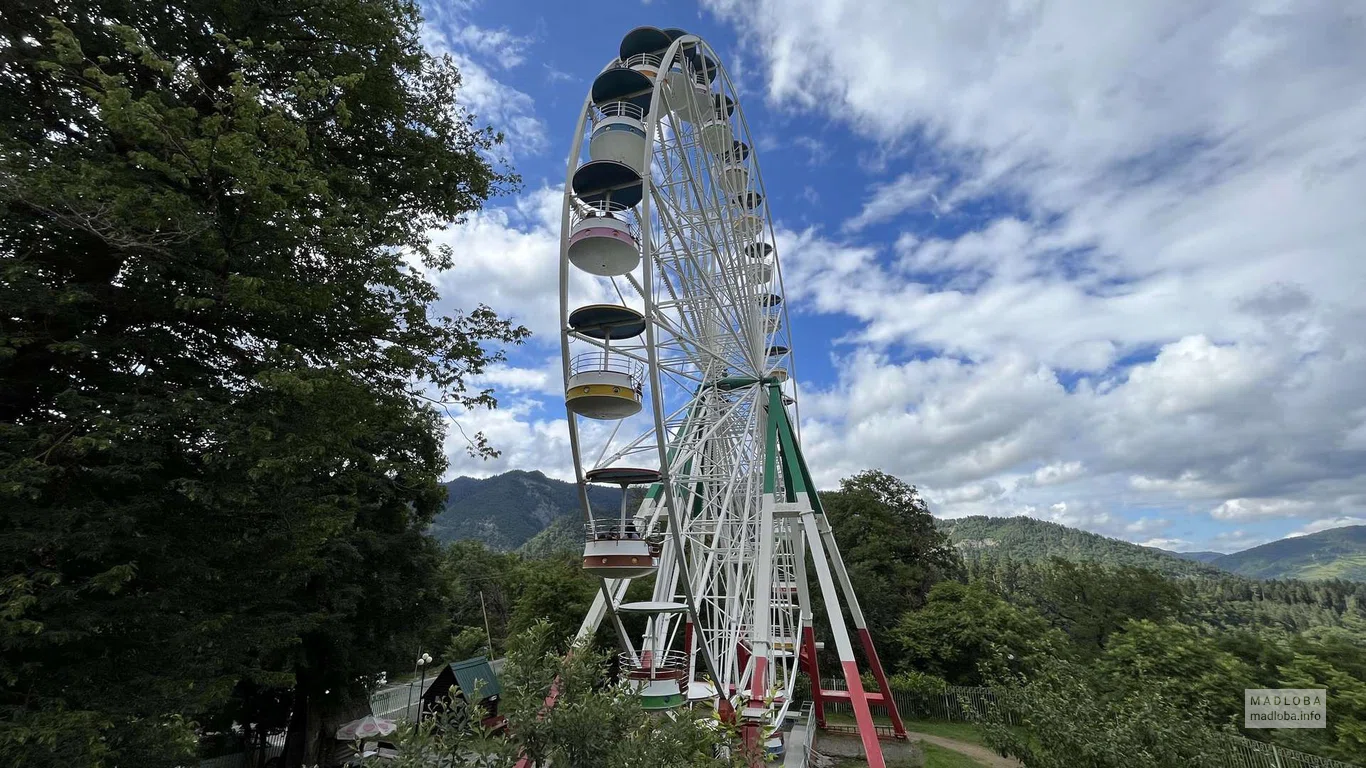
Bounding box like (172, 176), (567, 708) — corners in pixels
(895, 581), (1068, 686)
(980, 656), (1229, 768)
(371, 624), (746, 768)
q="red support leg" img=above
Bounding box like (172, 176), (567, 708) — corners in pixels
(741, 721), (764, 768)
(800, 625), (826, 727)
(858, 628), (906, 738)
(838, 659), (883, 767)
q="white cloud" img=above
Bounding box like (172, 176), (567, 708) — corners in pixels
(426, 186), (615, 344)
(699, 0), (1366, 549)
(420, 16), (547, 156)
(1289, 516), (1366, 537)
(1211, 498), (1317, 521)
(1138, 537), (1194, 551)
(843, 173), (941, 232)
(443, 401), (575, 481)
(448, 24), (534, 68)
(1019, 461), (1084, 488)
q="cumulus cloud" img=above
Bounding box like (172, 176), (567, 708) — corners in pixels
(1289, 516), (1366, 537)
(698, 0), (1366, 548)
(420, 10), (547, 156)
(843, 173), (942, 232)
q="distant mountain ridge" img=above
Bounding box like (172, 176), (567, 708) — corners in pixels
(431, 474), (1365, 582)
(1210, 526), (1366, 581)
(938, 516), (1366, 582)
(937, 515), (1224, 577)
(430, 470), (618, 550)
(1168, 550), (1226, 563)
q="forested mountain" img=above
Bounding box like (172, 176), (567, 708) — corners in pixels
(430, 470), (618, 550)
(1212, 525), (1366, 581)
(937, 515), (1225, 577)
(1167, 550), (1225, 563)
(447, 483), (1366, 583)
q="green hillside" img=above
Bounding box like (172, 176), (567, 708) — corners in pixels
(936, 515), (1225, 577)
(1213, 525), (1366, 581)
(430, 470), (618, 550)
(1167, 550), (1226, 563)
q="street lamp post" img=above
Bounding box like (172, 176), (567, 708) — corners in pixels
(415, 653), (432, 722)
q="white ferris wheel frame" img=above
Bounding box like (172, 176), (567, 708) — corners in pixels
(555, 31), (898, 768)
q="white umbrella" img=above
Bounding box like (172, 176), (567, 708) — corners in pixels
(335, 714), (397, 741)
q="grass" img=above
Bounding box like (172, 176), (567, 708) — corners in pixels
(901, 720), (992, 747)
(827, 742), (988, 768)
(823, 714), (992, 747)
(922, 742), (991, 768)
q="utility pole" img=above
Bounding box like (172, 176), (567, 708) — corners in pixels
(479, 589), (495, 656)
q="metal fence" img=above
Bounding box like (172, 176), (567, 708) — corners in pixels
(815, 679), (1361, 768)
(1216, 734), (1362, 768)
(818, 677), (1017, 725)
(795, 701), (816, 768)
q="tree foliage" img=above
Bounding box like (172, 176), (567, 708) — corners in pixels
(373, 624), (744, 768)
(0, 1), (523, 765)
(817, 470), (962, 651)
(981, 657), (1229, 768)
(438, 542), (603, 663)
(894, 581), (1066, 686)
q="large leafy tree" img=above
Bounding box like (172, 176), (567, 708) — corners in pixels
(1096, 620), (1256, 727)
(0, 2), (524, 765)
(981, 656), (1229, 768)
(894, 581), (1066, 686)
(1017, 559), (1183, 656)
(817, 470), (962, 655)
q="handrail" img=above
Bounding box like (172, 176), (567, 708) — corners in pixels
(596, 100), (645, 121)
(569, 198), (641, 239)
(618, 649), (688, 672)
(571, 197), (634, 221)
(623, 52), (661, 70)
(568, 352), (645, 400)
(583, 519), (654, 541)
(799, 701), (816, 768)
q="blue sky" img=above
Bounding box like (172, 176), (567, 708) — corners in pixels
(416, 0), (1366, 554)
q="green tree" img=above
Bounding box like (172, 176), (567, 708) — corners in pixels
(1021, 559), (1182, 655)
(982, 657), (1227, 768)
(895, 581), (1065, 685)
(507, 555), (601, 648)
(441, 540), (524, 658)
(1097, 620), (1256, 726)
(818, 470), (962, 656)
(1271, 653), (1366, 763)
(0, 2), (523, 765)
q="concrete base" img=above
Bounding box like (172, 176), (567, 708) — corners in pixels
(811, 733), (925, 768)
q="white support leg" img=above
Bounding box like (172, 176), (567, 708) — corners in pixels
(799, 502), (886, 768)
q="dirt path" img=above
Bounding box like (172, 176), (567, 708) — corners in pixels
(904, 731), (1022, 768)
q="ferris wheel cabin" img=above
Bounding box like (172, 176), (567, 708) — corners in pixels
(568, 159), (643, 277)
(564, 305), (646, 421)
(581, 466), (662, 578)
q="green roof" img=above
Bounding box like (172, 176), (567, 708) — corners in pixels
(450, 656), (501, 700)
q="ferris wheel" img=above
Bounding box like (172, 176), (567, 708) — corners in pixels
(556, 26), (903, 767)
